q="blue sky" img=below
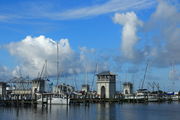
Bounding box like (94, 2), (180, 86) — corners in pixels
(0, 0), (180, 91)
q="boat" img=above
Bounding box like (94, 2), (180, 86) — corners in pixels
(172, 95), (179, 101)
(135, 62), (149, 101)
(45, 42), (71, 105)
(124, 94), (135, 100)
(49, 97), (69, 104)
(135, 89), (148, 101)
(37, 93), (70, 105)
(172, 92), (180, 101)
(148, 93), (158, 102)
(36, 42), (72, 105)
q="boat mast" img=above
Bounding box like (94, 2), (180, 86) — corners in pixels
(141, 61), (149, 89)
(56, 42), (59, 86)
(91, 63), (98, 91)
(85, 67), (88, 85)
(170, 62), (176, 91)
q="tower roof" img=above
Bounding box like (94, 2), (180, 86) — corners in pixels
(97, 71), (116, 76)
(123, 82), (133, 85)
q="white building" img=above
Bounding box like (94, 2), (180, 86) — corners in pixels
(81, 84), (90, 92)
(96, 71), (116, 98)
(32, 79), (47, 94)
(123, 82), (133, 95)
(0, 82), (6, 96)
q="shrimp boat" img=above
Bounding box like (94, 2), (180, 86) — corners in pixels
(48, 84), (74, 105)
(147, 93), (158, 102)
(49, 95), (70, 105)
(42, 42), (71, 105)
(135, 89), (148, 101)
(37, 93), (70, 105)
(36, 42), (73, 105)
(172, 92), (180, 101)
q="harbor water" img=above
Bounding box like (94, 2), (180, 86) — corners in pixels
(0, 102), (180, 120)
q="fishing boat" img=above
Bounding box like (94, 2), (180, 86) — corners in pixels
(135, 89), (148, 101)
(37, 93), (70, 105)
(50, 84), (74, 105)
(135, 62), (149, 102)
(35, 42), (73, 105)
(172, 92), (180, 101)
(44, 42), (73, 105)
(147, 93), (158, 102)
(49, 96), (69, 105)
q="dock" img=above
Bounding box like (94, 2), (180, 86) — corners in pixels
(0, 96), (179, 107)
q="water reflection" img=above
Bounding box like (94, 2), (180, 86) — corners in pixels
(117, 104), (149, 120)
(1, 103), (180, 120)
(96, 103), (116, 120)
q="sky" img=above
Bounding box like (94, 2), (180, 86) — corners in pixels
(0, 0), (180, 91)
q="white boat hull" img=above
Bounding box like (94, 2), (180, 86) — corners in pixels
(37, 97), (70, 105)
(172, 96), (179, 101)
(49, 97), (70, 105)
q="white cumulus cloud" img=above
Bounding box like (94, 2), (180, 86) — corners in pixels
(146, 0), (180, 67)
(113, 0), (180, 67)
(6, 35), (73, 78)
(113, 12), (143, 59)
(0, 66), (12, 81)
(5, 35), (107, 79)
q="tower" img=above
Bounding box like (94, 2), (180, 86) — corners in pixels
(0, 82), (6, 96)
(123, 82), (133, 95)
(81, 84), (90, 92)
(32, 78), (46, 94)
(96, 71), (116, 98)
